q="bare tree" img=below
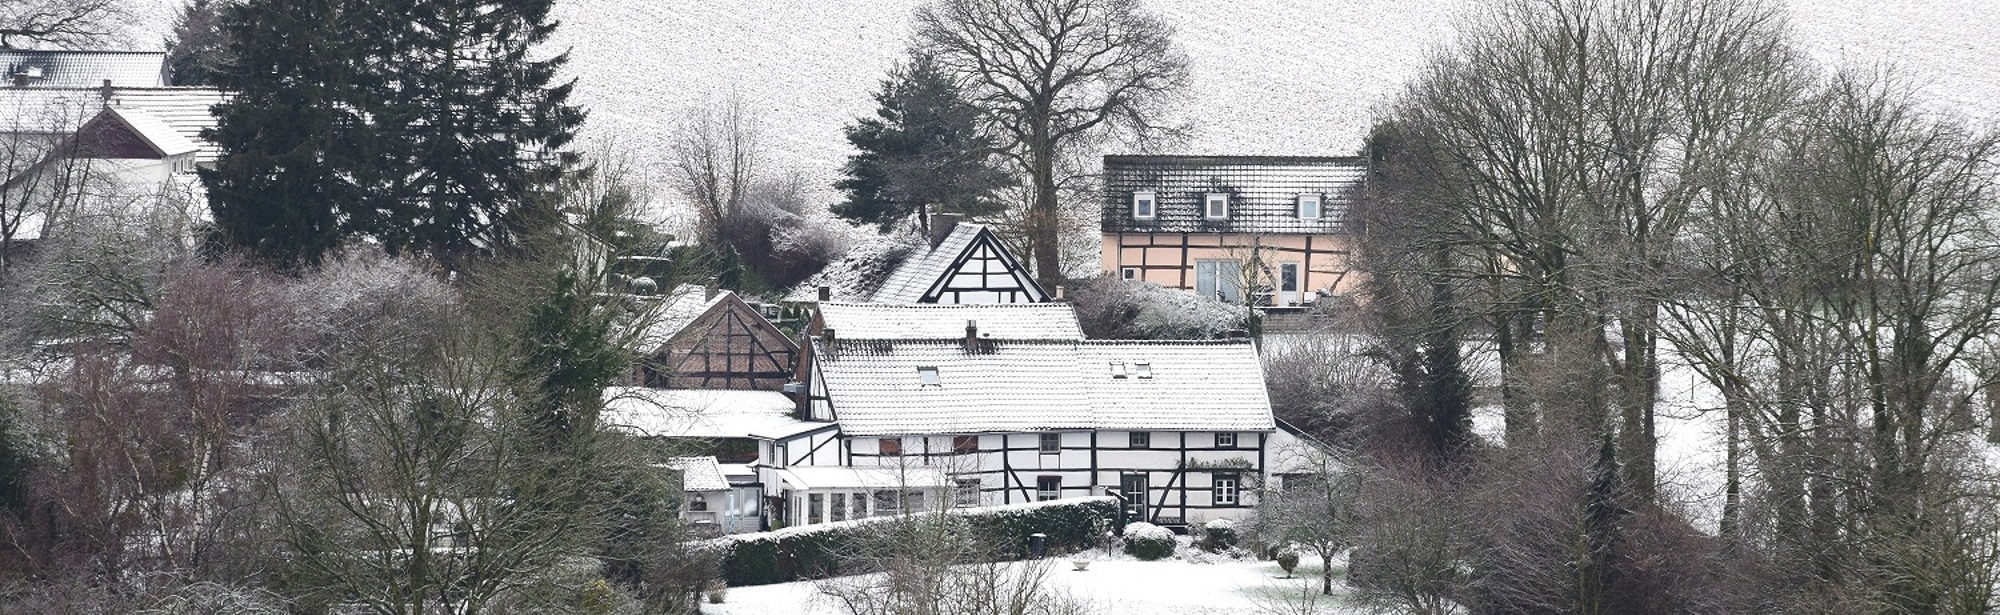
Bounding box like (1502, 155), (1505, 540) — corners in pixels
(0, 0), (131, 48)
(669, 96), (760, 249)
(0, 92), (101, 288)
(1255, 450), (1359, 597)
(1378, 0), (1805, 499)
(913, 0), (1189, 289)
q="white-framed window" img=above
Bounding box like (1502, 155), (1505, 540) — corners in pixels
(1205, 193), (1229, 219)
(1297, 193), (1322, 219)
(1279, 263), (1300, 294)
(1195, 259), (1243, 303)
(1129, 431), (1151, 448)
(1121, 266), (1139, 281)
(1217, 432), (1236, 448)
(1214, 473), (1239, 506)
(1110, 361), (1129, 379)
(955, 479), (981, 508)
(1132, 191), (1157, 220)
(1039, 432), (1061, 454)
(917, 366), (940, 386)
(808, 493), (825, 524)
(1134, 362), (1153, 379)
(829, 493), (847, 521)
(1037, 476), (1061, 501)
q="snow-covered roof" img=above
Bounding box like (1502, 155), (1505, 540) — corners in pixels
(667, 456), (731, 492)
(869, 222), (1045, 303)
(775, 465), (948, 491)
(628, 284), (730, 351)
(813, 338), (1274, 436)
(787, 228), (922, 302)
(817, 302), (1083, 341)
(104, 88), (229, 165)
(603, 387), (830, 440)
(1103, 155), (1366, 234)
(103, 107), (198, 157)
(1, 50), (168, 88)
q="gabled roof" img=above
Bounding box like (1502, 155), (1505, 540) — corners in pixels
(813, 338), (1273, 436)
(629, 284), (731, 351)
(871, 222), (1046, 303)
(667, 456), (731, 492)
(0, 87), (229, 165)
(1102, 155), (1366, 234)
(86, 107), (198, 157)
(816, 302), (1084, 341)
(1, 50), (168, 88)
(603, 387), (830, 440)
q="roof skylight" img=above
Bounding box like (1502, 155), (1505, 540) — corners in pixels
(917, 366), (941, 386)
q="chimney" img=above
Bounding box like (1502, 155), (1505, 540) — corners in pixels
(783, 381), (809, 419)
(929, 213), (964, 248)
(817, 285), (832, 302)
(703, 284), (718, 301)
(963, 320), (979, 352)
(100, 79), (114, 101)
(1053, 285), (1066, 301)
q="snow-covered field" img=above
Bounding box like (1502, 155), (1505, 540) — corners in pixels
(703, 551), (1365, 615)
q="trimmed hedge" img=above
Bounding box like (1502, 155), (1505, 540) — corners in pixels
(714, 496), (1121, 586)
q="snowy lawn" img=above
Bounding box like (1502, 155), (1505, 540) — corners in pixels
(701, 549), (1368, 615)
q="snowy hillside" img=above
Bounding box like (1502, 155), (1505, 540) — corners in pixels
(541, 0), (2000, 210)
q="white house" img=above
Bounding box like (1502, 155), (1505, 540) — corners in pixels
(784, 302), (1289, 529)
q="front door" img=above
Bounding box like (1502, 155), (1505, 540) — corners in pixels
(1121, 474), (1149, 522)
(1278, 263), (1300, 306)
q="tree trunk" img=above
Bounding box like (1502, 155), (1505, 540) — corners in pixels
(1027, 140), (1061, 293)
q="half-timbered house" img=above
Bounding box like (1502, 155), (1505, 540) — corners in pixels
(871, 219), (1048, 304)
(628, 284), (798, 390)
(1100, 155), (1367, 306)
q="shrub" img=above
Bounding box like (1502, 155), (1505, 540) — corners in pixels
(1276, 547), (1301, 577)
(1202, 518), (1239, 552)
(715, 496), (1119, 586)
(1122, 522), (1176, 561)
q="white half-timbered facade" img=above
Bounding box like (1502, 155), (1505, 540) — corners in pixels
(781, 302), (1290, 528)
(871, 221), (1048, 304)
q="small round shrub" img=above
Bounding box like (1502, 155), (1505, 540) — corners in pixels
(1201, 518), (1239, 552)
(1275, 547), (1301, 577)
(1122, 522), (1176, 561)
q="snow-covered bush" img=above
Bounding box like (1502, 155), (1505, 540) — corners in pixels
(1202, 518), (1239, 552)
(1122, 522), (1176, 560)
(1068, 274), (1245, 340)
(1276, 547), (1301, 577)
(787, 227), (921, 302)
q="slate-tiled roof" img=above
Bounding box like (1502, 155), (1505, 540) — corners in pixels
(667, 456), (731, 492)
(1101, 155), (1366, 234)
(814, 338), (1273, 436)
(603, 387), (828, 440)
(817, 302), (1084, 341)
(2, 50), (168, 88)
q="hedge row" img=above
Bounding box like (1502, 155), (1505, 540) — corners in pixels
(715, 496), (1121, 587)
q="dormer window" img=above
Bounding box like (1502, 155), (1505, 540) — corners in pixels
(1132, 191), (1156, 220)
(1298, 194), (1322, 219)
(1134, 362), (1153, 379)
(917, 366), (940, 386)
(1205, 193), (1229, 219)
(1109, 361), (1129, 379)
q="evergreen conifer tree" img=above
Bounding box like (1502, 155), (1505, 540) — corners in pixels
(199, 0), (357, 269)
(202, 0), (585, 268)
(834, 54), (1008, 232)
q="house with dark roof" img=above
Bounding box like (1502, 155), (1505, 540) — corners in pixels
(2, 50), (169, 88)
(627, 284), (799, 391)
(1101, 155), (1367, 306)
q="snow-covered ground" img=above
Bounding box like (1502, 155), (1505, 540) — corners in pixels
(703, 550), (1366, 615)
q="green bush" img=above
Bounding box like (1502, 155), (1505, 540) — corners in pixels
(1122, 522), (1176, 561)
(716, 496), (1120, 586)
(1201, 518), (1239, 552)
